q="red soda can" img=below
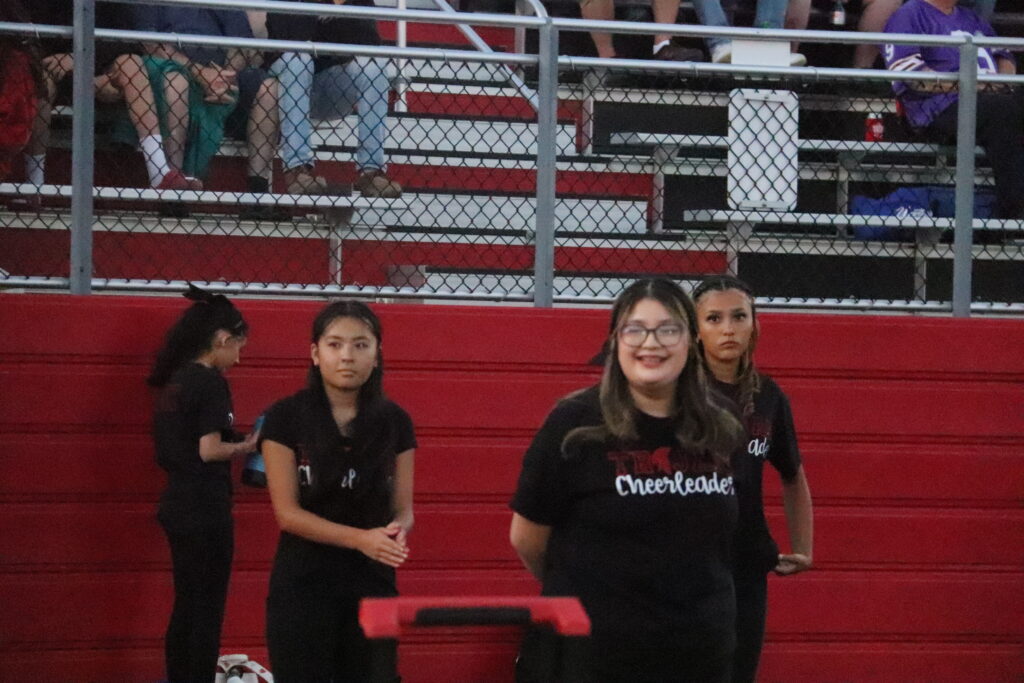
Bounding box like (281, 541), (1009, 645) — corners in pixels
(865, 114), (884, 142)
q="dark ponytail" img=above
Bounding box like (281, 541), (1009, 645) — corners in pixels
(147, 284), (249, 387)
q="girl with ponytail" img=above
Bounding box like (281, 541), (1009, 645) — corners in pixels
(149, 284), (255, 683)
(693, 275), (814, 683)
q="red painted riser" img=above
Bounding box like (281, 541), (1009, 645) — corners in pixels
(2, 643), (1021, 683)
(3, 505), (1021, 573)
(4, 437), (1023, 505)
(4, 154), (649, 196)
(398, 91), (584, 123)
(1, 295), (1022, 682)
(2, 570), (1021, 642)
(0, 230), (721, 286)
(377, 22), (514, 50)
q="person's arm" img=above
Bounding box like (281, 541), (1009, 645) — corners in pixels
(775, 465), (813, 575)
(389, 448), (415, 546)
(198, 429), (257, 462)
(510, 513), (552, 580)
(263, 439), (409, 567)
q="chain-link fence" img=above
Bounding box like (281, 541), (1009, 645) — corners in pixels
(0, 0), (1021, 313)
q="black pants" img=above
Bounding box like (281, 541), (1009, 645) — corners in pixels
(928, 92), (1024, 220)
(161, 520), (234, 683)
(267, 575), (397, 682)
(731, 572), (768, 683)
(516, 626), (732, 683)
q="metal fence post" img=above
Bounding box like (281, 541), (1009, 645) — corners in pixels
(533, 17), (557, 307)
(952, 39), (978, 317)
(70, 0), (96, 294)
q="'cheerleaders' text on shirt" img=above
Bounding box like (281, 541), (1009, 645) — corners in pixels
(608, 446), (734, 498)
(615, 471), (734, 497)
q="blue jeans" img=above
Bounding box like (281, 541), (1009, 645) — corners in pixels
(689, 0), (789, 51)
(270, 52), (391, 173)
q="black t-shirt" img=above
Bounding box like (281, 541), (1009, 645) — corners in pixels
(260, 388), (416, 594)
(711, 375), (802, 576)
(511, 386), (738, 668)
(152, 363), (236, 529)
(266, 0), (381, 71)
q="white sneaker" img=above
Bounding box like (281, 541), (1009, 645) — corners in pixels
(711, 42), (732, 64)
(789, 52), (807, 67)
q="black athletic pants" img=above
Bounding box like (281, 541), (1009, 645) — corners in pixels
(928, 92), (1024, 220)
(731, 572), (768, 683)
(516, 626), (732, 683)
(161, 520), (234, 683)
(267, 576), (397, 683)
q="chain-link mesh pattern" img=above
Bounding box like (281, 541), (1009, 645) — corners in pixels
(576, 61), (1024, 306)
(1, 13), (1022, 309)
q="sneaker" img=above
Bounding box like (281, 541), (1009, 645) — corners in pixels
(653, 43), (705, 63)
(789, 53), (807, 67)
(185, 176), (204, 191)
(283, 165), (329, 195)
(710, 43), (733, 64)
(155, 169), (190, 191)
(355, 169), (402, 199)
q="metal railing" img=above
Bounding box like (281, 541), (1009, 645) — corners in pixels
(0, 0), (1021, 314)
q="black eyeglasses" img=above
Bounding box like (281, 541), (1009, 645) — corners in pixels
(618, 323), (685, 348)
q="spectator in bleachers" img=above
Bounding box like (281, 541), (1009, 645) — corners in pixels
(266, 0), (402, 198)
(884, 0), (1023, 219)
(691, 0), (807, 65)
(799, 0), (904, 68)
(579, 0), (703, 62)
(0, 0), (43, 182)
(131, 4), (279, 192)
(22, 2), (194, 191)
(960, 0), (995, 22)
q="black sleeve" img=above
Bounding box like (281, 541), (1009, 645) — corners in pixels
(769, 388), (802, 482)
(259, 395), (298, 452)
(191, 370), (233, 438)
(510, 400), (582, 526)
(388, 403), (417, 454)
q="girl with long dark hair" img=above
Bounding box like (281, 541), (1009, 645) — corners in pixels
(148, 285), (255, 683)
(693, 275), (814, 683)
(510, 278), (743, 681)
(260, 300), (415, 682)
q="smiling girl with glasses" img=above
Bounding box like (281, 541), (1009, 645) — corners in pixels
(510, 278), (743, 681)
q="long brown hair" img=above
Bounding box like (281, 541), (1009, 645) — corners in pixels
(564, 278), (741, 470)
(693, 275), (761, 417)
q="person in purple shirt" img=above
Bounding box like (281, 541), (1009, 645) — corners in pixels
(884, 0), (1022, 219)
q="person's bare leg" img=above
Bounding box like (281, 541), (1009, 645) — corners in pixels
(25, 54), (70, 184)
(247, 77), (278, 182)
(652, 0), (681, 50)
(104, 54), (160, 135)
(580, 0), (616, 58)
(103, 54), (179, 187)
(854, 0), (902, 68)
(786, 0), (811, 53)
(163, 71), (191, 171)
